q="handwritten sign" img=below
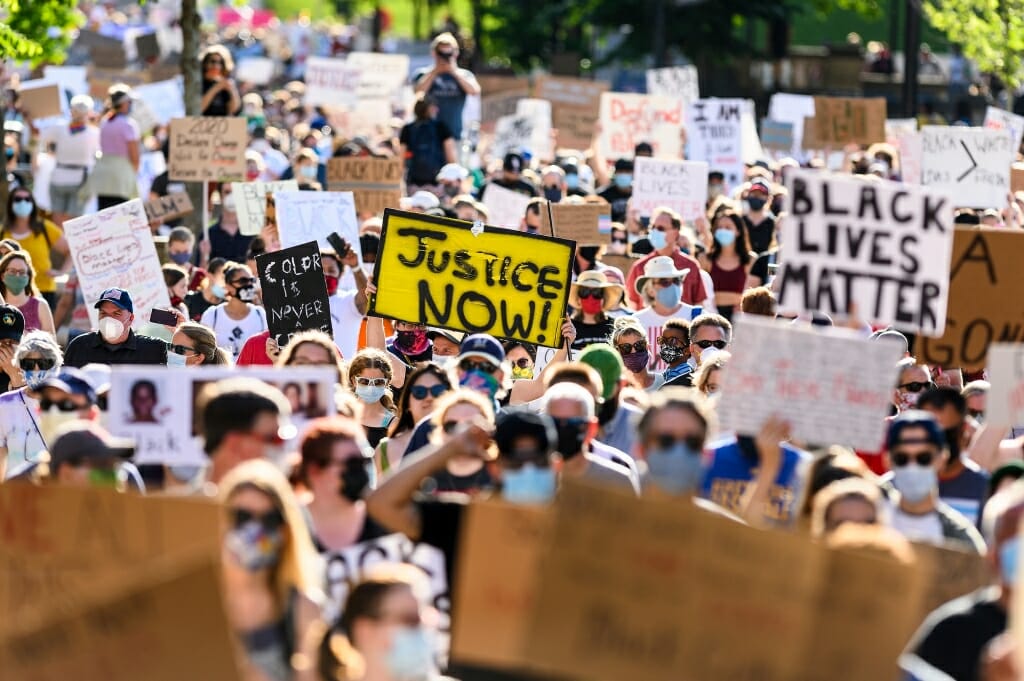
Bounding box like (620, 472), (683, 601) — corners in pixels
(810, 97), (886, 146)
(347, 51), (409, 101)
(534, 75), (608, 150)
(144, 191), (193, 223)
(985, 344), (1024, 426)
(917, 228), (1024, 370)
(481, 183), (532, 230)
(632, 157), (708, 220)
(235, 57), (275, 85)
(231, 180), (298, 236)
(540, 203), (608, 244)
(984, 105), (1024, 153)
(597, 92), (684, 160)
(168, 117), (247, 182)
(761, 119), (794, 153)
(531, 346), (581, 375)
(718, 317), (902, 450)
(778, 168), (955, 336)
(686, 98), (748, 188)
(64, 199), (171, 331)
(514, 98), (553, 159)
(305, 57), (361, 108)
(645, 66), (700, 104)
(256, 241), (333, 347)
(326, 157), (403, 217)
(920, 126), (1013, 208)
(371, 209), (574, 347)
(274, 190), (360, 258)
(107, 368), (199, 466)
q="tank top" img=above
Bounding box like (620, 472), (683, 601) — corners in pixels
(18, 296), (42, 332)
(710, 259), (747, 295)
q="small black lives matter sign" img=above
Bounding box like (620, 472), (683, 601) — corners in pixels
(256, 241), (333, 346)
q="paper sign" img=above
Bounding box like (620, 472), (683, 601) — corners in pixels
(168, 117), (247, 182)
(327, 98), (393, 139)
(371, 209), (574, 347)
(107, 369), (200, 466)
(305, 56), (361, 108)
(481, 89), (529, 126)
(917, 228), (1024, 370)
(717, 317), (902, 450)
(985, 344), (1024, 426)
(768, 93), (816, 153)
(144, 191), (193, 222)
(347, 51), (409, 101)
(540, 203), (607, 244)
(326, 157), (403, 216)
(133, 78), (185, 128)
(235, 57), (275, 85)
(895, 131), (923, 185)
(514, 98), (553, 159)
(64, 199), (171, 331)
(18, 81), (63, 120)
(231, 180), (298, 236)
(687, 98), (749, 188)
(778, 169), (955, 336)
(535, 75), (608, 150)
(762, 119), (795, 152)
(531, 346), (581, 376)
(886, 118), (918, 142)
(481, 183), (532, 230)
(44, 66), (88, 98)
(256, 240), (334, 347)
(645, 66), (700, 104)
(274, 190), (360, 257)
(810, 97), (886, 146)
(632, 157), (708, 220)
(920, 126), (1014, 208)
(984, 105), (1024, 153)
(598, 92), (684, 160)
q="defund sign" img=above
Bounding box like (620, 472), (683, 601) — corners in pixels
(371, 210), (575, 347)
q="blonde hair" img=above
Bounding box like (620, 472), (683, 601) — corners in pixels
(694, 352), (730, 394)
(810, 477), (885, 538)
(611, 316), (646, 345)
(430, 32), (458, 51)
(179, 321), (232, 365)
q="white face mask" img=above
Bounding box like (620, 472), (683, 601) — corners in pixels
(98, 317), (125, 343)
(166, 350), (187, 368)
(222, 194), (236, 213)
(40, 407), (81, 444)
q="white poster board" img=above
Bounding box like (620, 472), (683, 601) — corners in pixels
(347, 51), (410, 101)
(304, 57), (361, 108)
(274, 190), (360, 259)
(515, 98), (553, 160)
(597, 92), (684, 160)
(985, 344), (1024, 427)
(235, 57), (276, 85)
(983, 106), (1024, 155)
(768, 93), (815, 155)
(920, 126), (1014, 208)
(231, 180), (299, 236)
(686, 98), (749, 188)
(645, 66), (700, 105)
(481, 183), (532, 230)
(132, 77), (185, 128)
(632, 157), (708, 220)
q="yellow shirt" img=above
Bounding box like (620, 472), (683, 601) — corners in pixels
(1, 220), (63, 293)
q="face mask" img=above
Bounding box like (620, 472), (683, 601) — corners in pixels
(166, 350), (187, 368)
(170, 295), (184, 308)
(40, 407), (78, 443)
(614, 174), (632, 189)
(555, 422), (586, 460)
(622, 350), (650, 373)
(1000, 537), (1019, 586)
(646, 442), (704, 495)
(12, 200), (33, 217)
(714, 230), (736, 247)
(746, 196), (767, 212)
(211, 283), (227, 299)
(502, 463), (556, 504)
(169, 251), (191, 266)
(98, 317), (125, 343)
(246, 168), (261, 181)
(891, 465), (937, 504)
(23, 367), (56, 390)
(459, 368), (500, 400)
(597, 396), (619, 426)
(396, 329), (429, 355)
(896, 390), (920, 411)
(543, 187), (562, 202)
(3, 273), (28, 294)
(225, 521), (284, 572)
(324, 274), (339, 296)
(708, 184), (724, 199)
(222, 194), (236, 212)
(659, 344), (685, 365)
(385, 627), (436, 681)
(945, 425), (963, 461)
(656, 284), (682, 308)
(525, 224), (539, 234)
(443, 183), (460, 198)
(432, 355), (455, 370)
(234, 284), (256, 302)
(355, 384), (387, 404)
(647, 229), (667, 250)
(565, 173), (579, 190)
(580, 296), (604, 315)
(299, 165), (318, 179)
(340, 457), (372, 502)
(511, 365), (534, 380)
(4, 148), (13, 160)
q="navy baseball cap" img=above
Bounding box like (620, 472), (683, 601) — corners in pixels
(94, 287), (133, 313)
(886, 410), (946, 451)
(458, 333), (505, 365)
(39, 368), (98, 404)
(0, 304), (24, 341)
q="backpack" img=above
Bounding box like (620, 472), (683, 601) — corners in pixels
(406, 120), (445, 186)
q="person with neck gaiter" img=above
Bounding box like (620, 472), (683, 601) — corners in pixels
(568, 271), (622, 351)
(611, 317), (662, 391)
(387, 321), (433, 369)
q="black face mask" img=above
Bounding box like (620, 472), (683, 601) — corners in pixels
(945, 425), (963, 463)
(340, 457), (371, 502)
(747, 197), (767, 212)
(597, 396), (619, 426)
(555, 422), (586, 460)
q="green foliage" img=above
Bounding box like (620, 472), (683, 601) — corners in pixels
(923, 0), (1024, 88)
(0, 0), (80, 65)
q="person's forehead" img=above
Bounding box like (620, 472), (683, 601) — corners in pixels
(618, 330), (643, 342)
(446, 402), (483, 419)
(692, 325), (726, 341)
(649, 407), (702, 435)
(414, 373), (442, 387)
(662, 327), (687, 339)
(99, 302), (126, 314)
(41, 386), (77, 401)
(547, 397), (585, 417)
(653, 213), (675, 228)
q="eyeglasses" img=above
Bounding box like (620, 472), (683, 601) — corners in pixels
(511, 357), (532, 369)
(169, 344), (197, 356)
(694, 339), (728, 350)
(3, 268), (27, 276)
(899, 381), (934, 393)
(500, 448), (550, 470)
(649, 433), (705, 452)
(230, 507), (285, 531)
(356, 377), (388, 388)
(40, 398), (84, 412)
(657, 336), (687, 348)
(577, 287), (604, 300)
(459, 360), (497, 374)
(231, 277), (255, 287)
(19, 358), (55, 371)
(616, 340), (648, 355)
(891, 450), (935, 467)
(653, 278), (681, 287)
(409, 384), (447, 400)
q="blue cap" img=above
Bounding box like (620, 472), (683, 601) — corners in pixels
(458, 333), (505, 365)
(886, 409), (946, 451)
(94, 287), (133, 313)
(38, 367), (98, 404)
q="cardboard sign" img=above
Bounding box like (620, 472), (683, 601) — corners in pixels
(371, 209), (574, 347)
(686, 98), (749, 188)
(534, 75), (608, 150)
(913, 542), (992, 620)
(598, 92), (684, 160)
(645, 66), (700, 104)
(920, 126), (1014, 208)
(984, 105), (1024, 153)
(481, 89), (529, 126)
(481, 183), (532, 229)
(133, 78), (185, 128)
(64, 199), (171, 331)
(540, 203), (607, 244)
(717, 317), (902, 450)
(347, 51), (409, 101)
(91, 44), (128, 69)
(632, 157), (708, 220)
(326, 157), (403, 216)
(235, 57), (275, 85)
(135, 31), (160, 60)
(778, 169), (955, 336)
(917, 228), (1024, 370)
(274, 190), (360, 258)
(1014, 163), (1024, 194)
(305, 57), (360, 108)
(231, 180), (298, 236)
(18, 81), (63, 120)
(984, 344), (1024, 426)
(144, 191), (193, 222)
(762, 119), (795, 152)
(768, 93), (816, 153)
(168, 117), (247, 182)
(810, 97), (886, 146)
(256, 241), (333, 347)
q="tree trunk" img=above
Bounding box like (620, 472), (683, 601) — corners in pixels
(180, 0), (204, 235)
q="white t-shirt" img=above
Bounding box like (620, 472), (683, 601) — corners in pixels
(40, 123), (101, 167)
(329, 290), (364, 361)
(891, 506), (945, 545)
(634, 304), (697, 371)
(0, 389), (45, 478)
(200, 303), (268, 359)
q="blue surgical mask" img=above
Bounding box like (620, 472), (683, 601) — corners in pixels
(169, 251), (191, 266)
(23, 367), (56, 390)
(646, 443), (704, 495)
(565, 173), (579, 190)
(647, 229), (667, 250)
(1000, 537), (1019, 586)
(543, 187), (562, 203)
(656, 283), (682, 308)
(355, 384), (387, 403)
(166, 350), (187, 368)
(891, 465), (937, 504)
(12, 200), (33, 217)
(614, 173), (632, 189)
(385, 627), (436, 680)
(502, 463), (556, 504)
(211, 283), (227, 299)
(714, 229), (736, 247)
(299, 165), (318, 179)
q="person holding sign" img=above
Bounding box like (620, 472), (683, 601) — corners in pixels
(200, 262), (268, 360)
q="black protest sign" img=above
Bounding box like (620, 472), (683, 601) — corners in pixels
(256, 241), (333, 346)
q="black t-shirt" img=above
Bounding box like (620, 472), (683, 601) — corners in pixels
(201, 78), (237, 116)
(598, 185), (631, 222)
(749, 248), (779, 285)
(207, 222), (254, 263)
(744, 214), (777, 254)
(572, 317), (614, 350)
(487, 177), (538, 198)
(906, 588), (1006, 681)
(185, 290), (215, 322)
(149, 172), (186, 228)
(63, 331), (168, 368)
(422, 465), (494, 496)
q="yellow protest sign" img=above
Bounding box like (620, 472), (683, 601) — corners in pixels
(371, 209), (575, 347)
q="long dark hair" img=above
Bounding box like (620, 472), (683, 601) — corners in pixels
(388, 362), (452, 437)
(708, 211), (754, 267)
(4, 189), (45, 237)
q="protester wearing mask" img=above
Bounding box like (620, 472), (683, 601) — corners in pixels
(0, 303), (24, 395)
(39, 94), (99, 226)
(0, 251), (55, 334)
(687, 313), (731, 375)
(894, 358), (934, 413)
(205, 185), (254, 265)
(656, 318), (694, 388)
(289, 147), (323, 186)
(420, 390), (497, 496)
(348, 349), (397, 449)
(520, 198), (544, 234)
(200, 45), (242, 116)
(387, 321), (433, 369)
(84, 84), (139, 210)
(503, 341), (536, 381)
(881, 410), (985, 552)
(568, 271), (621, 351)
(169, 322), (232, 367)
(376, 363), (452, 474)
(64, 288), (172, 367)
(703, 211), (755, 322)
(706, 171), (726, 206)
(561, 159), (588, 197)
(633, 256), (698, 373)
(694, 351), (729, 397)
(162, 264), (190, 319)
(578, 343), (644, 457)
(625, 207), (706, 310)
(34, 367), (101, 445)
(742, 177), (776, 254)
(218, 459), (324, 681)
(425, 328), (463, 370)
(200, 263), (267, 360)
(483, 152), (538, 198)
(612, 317), (662, 391)
(0, 330), (61, 477)
(598, 158), (634, 223)
(540, 165), (567, 203)
(635, 389), (716, 499)
(167, 227), (208, 291)
(436, 163), (470, 208)
(323, 241), (368, 361)
(185, 257), (227, 322)
(0, 188), (71, 310)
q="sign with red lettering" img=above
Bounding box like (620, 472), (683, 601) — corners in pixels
(597, 92), (684, 160)
(304, 57), (361, 108)
(168, 117), (247, 182)
(717, 316), (903, 450)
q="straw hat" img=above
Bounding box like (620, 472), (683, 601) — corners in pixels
(569, 270), (625, 311)
(634, 256), (691, 296)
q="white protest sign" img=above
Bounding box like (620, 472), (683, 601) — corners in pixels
(481, 183), (532, 230)
(645, 65), (699, 104)
(64, 199), (171, 331)
(632, 157), (708, 220)
(984, 106), (1024, 154)
(232, 180), (299, 236)
(895, 131), (923, 185)
(492, 115), (534, 160)
(886, 118), (918, 142)
(768, 93), (815, 154)
(275, 190), (360, 259)
(920, 126), (1014, 208)
(107, 368), (200, 466)
(718, 317), (902, 450)
(133, 78), (184, 128)
(515, 98), (553, 160)
(347, 51), (410, 101)
(305, 57), (361, 108)
(687, 98), (748, 188)
(597, 92), (684, 160)
(741, 104), (765, 164)
(778, 169), (955, 336)
(532, 346), (580, 375)
(986, 344), (1024, 427)
(235, 57), (275, 85)
(43, 65), (88, 98)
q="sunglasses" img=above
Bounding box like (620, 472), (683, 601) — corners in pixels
(654, 278), (681, 287)
(501, 448), (550, 470)
(617, 340), (648, 355)
(11, 195), (31, 202)
(231, 277), (256, 287)
(657, 336), (687, 348)
(410, 384), (447, 400)
(230, 507), (285, 531)
(460, 360), (497, 374)
(19, 358), (55, 371)
(899, 381), (934, 393)
(40, 398), (83, 412)
(577, 287), (604, 300)
(169, 344), (197, 356)
(650, 433), (705, 452)
(694, 339), (728, 350)
(356, 377), (388, 388)
(891, 451), (935, 467)
(205, 59), (225, 66)
(511, 358), (532, 369)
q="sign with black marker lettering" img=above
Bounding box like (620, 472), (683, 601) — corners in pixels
(920, 126), (1013, 208)
(256, 241), (333, 347)
(778, 169), (955, 336)
(167, 116), (247, 182)
(686, 98), (747, 188)
(371, 209), (575, 348)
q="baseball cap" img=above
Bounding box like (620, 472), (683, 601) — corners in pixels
(748, 178), (772, 195)
(49, 421), (135, 468)
(436, 163), (469, 182)
(39, 368), (98, 404)
(503, 152), (525, 173)
(427, 327), (465, 346)
(0, 304), (24, 341)
(886, 410), (945, 451)
(94, 287), (133, 313)
(614, 158), (634, 173)
(578, 343), (624, 401)
(494, 411), (557, 461)
(458, 333), (505, 365)
(400, 191), (441, 211)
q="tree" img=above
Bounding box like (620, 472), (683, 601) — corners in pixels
(923, 0), (1024, 93)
